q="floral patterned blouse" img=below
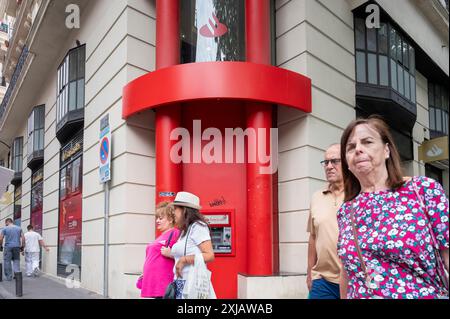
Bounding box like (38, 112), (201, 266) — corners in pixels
(337, 176), (449, 299)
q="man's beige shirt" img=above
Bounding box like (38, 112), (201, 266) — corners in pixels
(307, 187), (344, 284)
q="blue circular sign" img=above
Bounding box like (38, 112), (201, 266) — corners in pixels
(100, 137), (109, 164)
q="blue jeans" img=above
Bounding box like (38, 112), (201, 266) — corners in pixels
(309, 278), (340, 299)
(3, 247), (21, 280)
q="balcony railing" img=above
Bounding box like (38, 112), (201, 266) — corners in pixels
(0, 45), (28, 123)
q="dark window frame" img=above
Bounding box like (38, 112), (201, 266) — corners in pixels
(30, 166), (44, 235)
(57, 131), (83, 278)
(354, 18), (416, 104)
(13, 184), (22, 226)
(11, 137), (23, 174)
(428, 82), (449, 138)
(57, 44), (85, 123)
(27, 105), (45, 169)
(56, 44), (86, 143)
(180, 0), (246, 64)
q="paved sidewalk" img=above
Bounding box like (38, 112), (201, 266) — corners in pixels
(0, 271), (105, 299)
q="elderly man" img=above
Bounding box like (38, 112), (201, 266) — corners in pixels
(306, 144), (344, 299)
(0, 218), (25, 281)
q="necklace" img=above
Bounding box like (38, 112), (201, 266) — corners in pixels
(331, 189), (343, 207)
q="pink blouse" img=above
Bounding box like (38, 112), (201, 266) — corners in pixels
(338, 176), (449, 299)
(141, 228), (180, 298)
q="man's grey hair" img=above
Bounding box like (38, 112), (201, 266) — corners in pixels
(326, 143), (341, 150)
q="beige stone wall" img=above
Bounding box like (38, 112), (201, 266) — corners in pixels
(0, 0), (157, 299)
(78, 0), (157, 298)
(0, 122), (28, 228)
(276, 0), (448, 299)
(403, 71), (429, 177)
(276, 0), (356, 298)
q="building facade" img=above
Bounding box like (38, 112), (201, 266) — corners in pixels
(0, 0), (448, 299)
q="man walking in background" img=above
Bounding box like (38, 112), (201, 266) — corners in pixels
(0, 218), (25, 281)
(24, 225), (49, 277)
(306, 144), (344, 299)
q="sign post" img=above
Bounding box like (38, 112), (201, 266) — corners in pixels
(99, 115), (111, 183)
(99, 114), (111, 298)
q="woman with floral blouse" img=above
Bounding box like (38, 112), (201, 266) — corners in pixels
(338, 116), (449, 299)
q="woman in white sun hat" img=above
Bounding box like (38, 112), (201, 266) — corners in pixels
(169, 191), (215, 299)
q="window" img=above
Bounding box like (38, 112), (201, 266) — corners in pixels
(31, 167), (44, 235)
(11, 137), (23, 174)
(14, 185), (22, 226)
(429, 82), (449, 137)
(355, 20), (416, 103)
(57, 132), (83, 277)
(57, 45), (85, 124)
(27, 105), (45, 162)
(180, 0), (246, 63)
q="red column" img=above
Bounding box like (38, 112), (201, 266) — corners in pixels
(245, 0), (274, 275)
(155, 0), (182, 207)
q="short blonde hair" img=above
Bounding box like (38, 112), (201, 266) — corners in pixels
(155, 201), (175, 225)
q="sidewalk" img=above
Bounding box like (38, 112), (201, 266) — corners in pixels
(0, 271), (105, 299)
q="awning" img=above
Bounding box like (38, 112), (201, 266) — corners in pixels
(0, 166), (14, 198)
(122, 61), (312, 119)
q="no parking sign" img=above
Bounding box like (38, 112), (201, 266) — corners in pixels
(99, 114), (111, 183)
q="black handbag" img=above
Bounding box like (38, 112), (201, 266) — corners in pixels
(163, 226), (191, 299)
(163, 281), (177, 299)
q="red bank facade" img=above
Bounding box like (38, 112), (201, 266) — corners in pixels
(123, 0), (311, 298)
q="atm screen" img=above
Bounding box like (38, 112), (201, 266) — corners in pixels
(210, 226), (232, 254)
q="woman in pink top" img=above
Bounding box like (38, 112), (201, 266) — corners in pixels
(138, 202), (180, 298)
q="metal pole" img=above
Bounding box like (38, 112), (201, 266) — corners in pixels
(0, 263), (3, 282)
(15, 271), (22, 297)
(103, 181), (110, 298)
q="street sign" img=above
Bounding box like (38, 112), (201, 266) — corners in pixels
(99, 114), (111, 183)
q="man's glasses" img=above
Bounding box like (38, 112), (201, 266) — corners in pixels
(320, 159), (341, 167)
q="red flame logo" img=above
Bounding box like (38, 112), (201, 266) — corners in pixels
(199, 13), (228, 38)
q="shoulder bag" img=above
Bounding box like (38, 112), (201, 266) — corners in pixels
(411, 177), (449, 295)
(164, 226), (191, 299)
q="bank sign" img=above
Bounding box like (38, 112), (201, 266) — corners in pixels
(99, 114), (111, 183)
(419, 136), (449, 164)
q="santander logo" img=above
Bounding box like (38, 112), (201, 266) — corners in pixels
(200, 13), (228, 38)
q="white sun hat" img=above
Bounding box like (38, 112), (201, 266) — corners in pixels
(172, 191), (202, 210)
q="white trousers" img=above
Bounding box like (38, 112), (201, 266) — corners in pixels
(25, 252), (41, 275)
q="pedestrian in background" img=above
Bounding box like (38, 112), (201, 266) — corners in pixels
(23, 225), (49, 277)
(338, 116), (449, 299)
(170, 191), (215, 299)
(0, 218), (25, 281)
(138, 201), (180, 298)
(307, 143), (344, 299)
